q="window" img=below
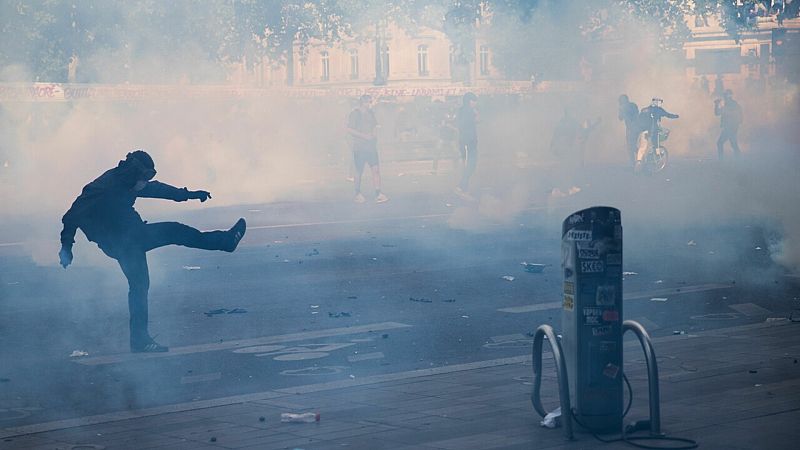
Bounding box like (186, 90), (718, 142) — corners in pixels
(417, 44), (429, 76)
(479, 45), (490, 76)
(321, 51), (330, 81)
(349, 49), (359, 79)
(382, 45), (390, 76)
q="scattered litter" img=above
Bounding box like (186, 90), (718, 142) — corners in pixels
(461, 315), (470, 319)
(382, 333), (389, 339)
(650, 297), (669, 302)
(672, 330), (686, 335)
(654, 280), (664, 284)
(623, 271), (638, 276)
(708, 251), (715, 255)
(247, 209), (261, 213)
(443, 299), (456, 303)
(210, 437), (217, 442)
(765, 317), (788, 323)
(182, 266), (201, 270)
(409, 297), (432, 303)
(70, 350), (89, 357)
(311, 311), (319, 315)
(687, 240), (697, 246)
(305, 249), (319, 257)
(259, 416), (266, 422)
(328, 312), (352, 318)
(521, 262), (546, 273)
(281, 412), (320, 423)
(283, 259), (290, 263)
(204, 308), (247, 317)
(445, 203), (453, 207)
(274, 240), (283, 244)
(371, 257), (378, 261)
(349, 375), (356, 379)
(7, 281), (20, 285)
(755, 246), (763, 250)
(502, 275), (515, 281)
(397, 172), (406, 177)
(310, 305), (319, 309)
(754, 384), (762, 387)
(540, 407), (562, 429)
(749, 370), (758, 374)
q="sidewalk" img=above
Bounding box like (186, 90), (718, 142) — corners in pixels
(2, 320), (799, 450)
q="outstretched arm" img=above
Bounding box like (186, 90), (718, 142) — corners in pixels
(138, 181), (211, 202)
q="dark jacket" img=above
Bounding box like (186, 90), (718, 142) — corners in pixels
(637, 106), (678, 135)
(715, 99), (743, 130)
(456, 104), (478, 143)
(60, 163), (191, 247)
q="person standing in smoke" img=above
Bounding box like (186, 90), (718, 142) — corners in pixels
(634, 98), (679, 171)
(455, 92), (479, 200)
(715, 89), (743, 160)
(617, 94), (639, 167)
(58, 150), (246, 353)
(347, 94), (388, 204)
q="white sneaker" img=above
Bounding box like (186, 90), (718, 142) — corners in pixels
(375, 193), (389, 203)
(354, 193), (366, 203)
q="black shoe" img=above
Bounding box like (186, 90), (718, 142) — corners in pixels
(131, 337), (169, 353)
(225, 218), (246, 252)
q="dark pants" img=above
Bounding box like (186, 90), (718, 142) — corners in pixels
(458, 139), (478, 191)
(97, 222), (230, 347)
(625, 129), (638, 166)
(717, 127), (740, 159)
(353, 148), (379, 194)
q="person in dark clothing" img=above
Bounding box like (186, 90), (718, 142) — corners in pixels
(634, 98), (679, 169)
(715, 89), (743, 160)
(347, 95), (388, 203)
(58, 150), (246, 353)
(455, 92), (479, 199)
(618, 94), (639, 167)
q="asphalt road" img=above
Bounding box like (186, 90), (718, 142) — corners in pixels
(1, 160), (797, 429)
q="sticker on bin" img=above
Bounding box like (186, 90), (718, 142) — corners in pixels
(566, 229), (592, 241)
(580, 260), (604, 273)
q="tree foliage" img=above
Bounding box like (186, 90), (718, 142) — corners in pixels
(0, 0), (770, 83)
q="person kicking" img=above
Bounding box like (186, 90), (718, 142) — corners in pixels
(58, 150), (246, 352)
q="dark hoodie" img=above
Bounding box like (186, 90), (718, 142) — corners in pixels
(60, 154), (191, 247)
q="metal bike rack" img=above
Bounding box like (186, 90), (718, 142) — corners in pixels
(622, 320), (663, 436)
(531, 324), (574, 440)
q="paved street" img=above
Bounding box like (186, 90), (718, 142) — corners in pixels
(1, 158), (799, 449)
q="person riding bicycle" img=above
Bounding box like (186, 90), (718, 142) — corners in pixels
(635, 98), (679, 171)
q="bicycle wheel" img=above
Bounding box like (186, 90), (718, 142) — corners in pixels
(652, 146), (668, 172)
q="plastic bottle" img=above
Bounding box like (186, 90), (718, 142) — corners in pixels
(280, 412), (320, 423)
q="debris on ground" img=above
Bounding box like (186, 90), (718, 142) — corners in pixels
(70, 350), (89, 357)
(687, 240), (697, 246)
(461, 315), (470, 318)
(204, 308), (247, 317)
(650, 297), (668, 302)
(502, 275), (515, 281)
(521, 262), (546, 273)
(382, 333), (389, 339)
(409, 297), (432, 303)
(540, 407), (562, 428)
(305, 249), (320, 256)
(443, 299), (456, 303)
(623, 271), (638, 276)
(182, 266), (201, 270)
(259, 416), (266, 422)
(328, 312), (352, 318)
(654, 280), (664, 284)
(765, 317), (788, 323)
(280, 412), (320, 423)
(672, 330), (687, 335)
(755, 246), (763, 250)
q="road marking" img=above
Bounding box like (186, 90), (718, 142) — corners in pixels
(498, 283), (733, 313)
(180, 372), (221, 384)
(729, 302), (772, 317)
(73, 322), (411, 366)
